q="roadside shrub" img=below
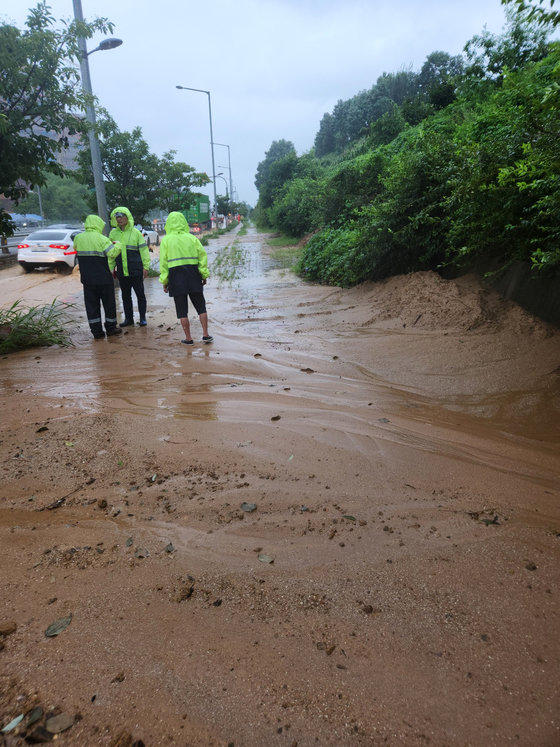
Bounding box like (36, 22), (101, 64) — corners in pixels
(449, 44), (560, 274)
(322, 149), (386, 225)
(297, 227), (367, 286)
(269, 177), (324, 238)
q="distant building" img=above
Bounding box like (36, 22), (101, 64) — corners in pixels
(33, 121), (84, 171)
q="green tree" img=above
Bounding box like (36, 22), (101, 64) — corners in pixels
(10, 172), (90, 222)
(77, 113), (159, 223)
(0, 1), (114, 236)
(463, 9), (549, 86)
(254, 139), (296, 193)
(502, 0), (560, 27)
(155, 150), (210, 214)
(77, 114), (209, 224)
(254, 140), (297, 226)
(215, 194), (232, 216)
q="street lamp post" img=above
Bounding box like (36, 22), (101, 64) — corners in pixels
(175, 85), (217, 214)
(73, 0), (122, 232)
(214, 143), (233, 204)
(215, 173), (228, 196)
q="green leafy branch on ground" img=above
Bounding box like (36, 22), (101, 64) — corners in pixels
(0, 300), (75, 353)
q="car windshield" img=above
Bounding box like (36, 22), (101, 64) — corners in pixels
(26, 231), (68, 241)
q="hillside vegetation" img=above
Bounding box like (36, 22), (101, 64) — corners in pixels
(253, 13), (559, 291)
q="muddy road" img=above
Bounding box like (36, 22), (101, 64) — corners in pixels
(1, 225), (559, 746)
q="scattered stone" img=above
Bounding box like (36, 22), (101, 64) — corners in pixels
(258, 554), (274, 564)
(45, 614), (72, 637)
(0, 621), (17, 637)
(165, 543), (175, 553)
(526, 562), (537, 571)
(45, 498), (65, 511)
(111, 671), (125, 683)
(1, 713), (23, 733)
(25, 725), (52, 743)
(97, 498), (108, 509)
(26, 707), (43, 728)
(240, 502), (257, 513)
(45, 712), (74, 734)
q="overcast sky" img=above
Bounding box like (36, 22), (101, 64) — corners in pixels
(5, 0), (513, 207)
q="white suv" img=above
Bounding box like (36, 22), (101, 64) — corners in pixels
(17, 225), (83, 273)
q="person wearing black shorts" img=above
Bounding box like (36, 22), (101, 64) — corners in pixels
(159, 211), (213, 345)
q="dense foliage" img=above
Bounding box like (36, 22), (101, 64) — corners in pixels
(254, 13), (559, 285)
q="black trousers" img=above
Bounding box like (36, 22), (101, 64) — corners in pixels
(83, 283), (118, 335)
(118, 274), (146, 321)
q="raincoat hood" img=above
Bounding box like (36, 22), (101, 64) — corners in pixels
(164, 211), (190, 234)
(84, 214), (106, 233)
(110, 206), (134, 229)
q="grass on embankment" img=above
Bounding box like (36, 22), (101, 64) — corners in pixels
(265, 235), (303, 270)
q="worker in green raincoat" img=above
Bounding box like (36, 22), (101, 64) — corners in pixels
(159, 211), (213, 345)
(108, 206), (150, 327)
(74, 215), (123, 339)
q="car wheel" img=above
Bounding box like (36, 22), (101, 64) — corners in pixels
(20, 262), (33, 273)
(56, 263), (73, 275)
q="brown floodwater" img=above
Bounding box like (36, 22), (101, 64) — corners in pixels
(1, 226), (559, 746)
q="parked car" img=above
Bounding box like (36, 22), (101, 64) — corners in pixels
(17, 226), (83, 273)
(141, 227), (159, 248)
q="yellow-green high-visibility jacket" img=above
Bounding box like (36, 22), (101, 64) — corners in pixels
(74, 214), (122, 285)
(159, 211), (209, 294)
(108, 206), (150, 278)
